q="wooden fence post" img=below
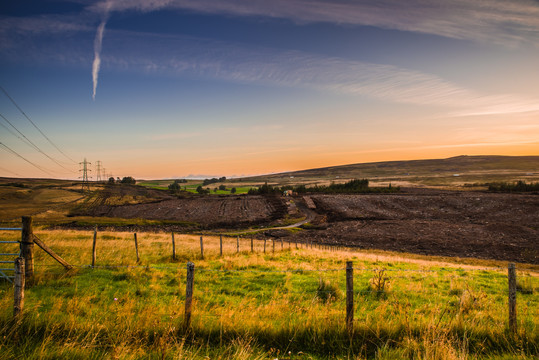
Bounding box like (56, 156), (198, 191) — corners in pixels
(92, 226), (97, 267)
(220, 235), (223, 257)
(13, 257), (25, 320)
(508, 263), (517, 334)
(184, 262), (195, 328)
(32, 235), (72, 270)
(134, 233), (140, 263)
(272, 239), (275, 254)
(281, 239), (283, 250)
(264, 239), (266, 253)
(346, 261), (354, 335)
(200, 236), (204, 259)
(251, 236), (254, 253)
(295, 240), (298, 249)
(171, 232), (176, 260)
(237, 236), (240, 254)
(21, 216), (34, 280)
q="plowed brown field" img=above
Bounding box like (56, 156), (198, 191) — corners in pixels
(290, 188), (538, 264)
(76, 185), (538, 264)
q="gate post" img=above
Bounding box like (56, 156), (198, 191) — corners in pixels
(21, 216), (34, 280)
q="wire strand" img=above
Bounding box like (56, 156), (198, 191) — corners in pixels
(0, 85), (76, 164)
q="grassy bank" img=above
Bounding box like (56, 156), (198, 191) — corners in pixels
(0, 229), (537, 359)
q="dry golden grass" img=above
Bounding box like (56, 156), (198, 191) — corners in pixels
(0, 228), (537, 359)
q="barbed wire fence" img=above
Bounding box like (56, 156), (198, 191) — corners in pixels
(2, 217), (538, 338)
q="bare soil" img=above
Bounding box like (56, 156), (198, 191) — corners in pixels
(77, 186), (287, 228)
(291, 188), (538, 264)
(72, 185), (538, 264)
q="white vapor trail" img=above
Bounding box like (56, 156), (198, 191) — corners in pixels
(92, 5), (111, 100)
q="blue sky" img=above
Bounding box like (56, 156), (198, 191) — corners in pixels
(1, 0), (538, 179)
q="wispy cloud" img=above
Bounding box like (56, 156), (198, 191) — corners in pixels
(7, 1), (536, 48)
(91, 1), (113, 100)
(97, 30), (539, 115)
(2, 14), (538, 117)
(88, 0), (539, 47)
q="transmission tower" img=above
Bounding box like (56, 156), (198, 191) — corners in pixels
(79, 158), (91, 191)
(95, 160), (102, 182)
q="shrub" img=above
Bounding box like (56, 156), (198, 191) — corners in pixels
(369, 269), (389, 299)
(120, 176), (136, 184)
(168, 182), (181, 192)
(316, 278), (340, 303)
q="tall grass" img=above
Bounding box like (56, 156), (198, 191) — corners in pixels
(0, 229), (537, 359)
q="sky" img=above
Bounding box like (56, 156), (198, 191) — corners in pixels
(1, 0), (538, 180)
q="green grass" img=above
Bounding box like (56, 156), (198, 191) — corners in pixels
(0, 229), (537, 359)
(140, 181), (255, 195)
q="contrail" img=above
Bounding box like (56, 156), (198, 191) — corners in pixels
(92, 5), (111, 100)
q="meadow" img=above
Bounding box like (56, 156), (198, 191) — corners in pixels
(0, 228), (537, 359)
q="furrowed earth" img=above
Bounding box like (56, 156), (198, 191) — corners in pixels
(68, 184), (538, 265)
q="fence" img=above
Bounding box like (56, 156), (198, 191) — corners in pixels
(0, 226), (21, 282)
(3, 216), (537, 340)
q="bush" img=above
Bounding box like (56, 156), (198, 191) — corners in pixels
(168, 182), (181, 192)
(316, 278), (340, 303)
(196, 185), (210, 194)
(120, 176), (136, 184)
(488, 181), (539, 193)
(202, 177), (226, 186)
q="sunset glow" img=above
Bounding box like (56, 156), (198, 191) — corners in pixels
(1, 1), (538, 179)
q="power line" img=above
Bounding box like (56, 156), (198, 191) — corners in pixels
(0, 112), (75, 173)
(0, 165), (23, 177)
(0, 121), (31, 148)
(0, 85), (76, 164)
(0, 141), (55, 176)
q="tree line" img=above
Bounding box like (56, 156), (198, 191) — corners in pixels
(248, 179), (398, 195)
(488, 181), (539, 193)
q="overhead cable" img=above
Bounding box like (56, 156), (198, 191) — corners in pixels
(0, 85), (76, 163)
(0, 141), (55, 176)
(0, 112), (75, 173)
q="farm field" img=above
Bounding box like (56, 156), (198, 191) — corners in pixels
(0, 229), (537, 359)
(59, 184), (539, 265)
(292, 188), (539, 265)
(1, 155), (539, 359)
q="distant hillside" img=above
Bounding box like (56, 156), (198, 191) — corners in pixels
(241, 155), (539, 188)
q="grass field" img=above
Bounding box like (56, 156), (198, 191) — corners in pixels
(137, 180), (253, 195)
(0, 229), (537, 359)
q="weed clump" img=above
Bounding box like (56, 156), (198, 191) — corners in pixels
(368, 269), (390, 299)
(316, 278), (340, 303)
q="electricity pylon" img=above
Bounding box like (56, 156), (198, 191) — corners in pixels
(79, 158), (91, 191)
(96, 160), (102, 182)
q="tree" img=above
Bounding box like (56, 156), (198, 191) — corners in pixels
(168, 182), (181, 192)
(230, 187), (237, 194)
(120, 176), (136, 184)
(108, 177), (115, 184)
(218, 184), (226, 191)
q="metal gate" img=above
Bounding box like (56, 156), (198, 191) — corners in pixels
(0, 227), (22, 282)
